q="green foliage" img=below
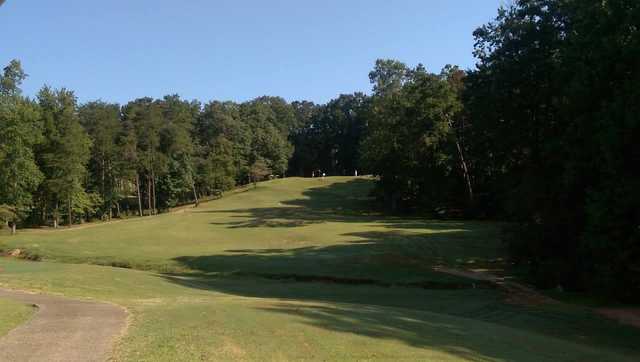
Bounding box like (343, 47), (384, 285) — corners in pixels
(362, 60), (465, 211)
(0, 204), (18, 224)
(37, 87), (92, 225)
(71, 191), (103, 219)
(466, 0), (640, 301)
(79, 101), (123, 217)
(289, 94), (369, 176)
(0, 59), (27, 97)
(248, 158), (271, 184)
(0, 61), (43, 224)
(196, 136), (236, 193)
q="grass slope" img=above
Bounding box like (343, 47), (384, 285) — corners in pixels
(1, 177), (499, 284)
(0, 177), (638, 361)
(0, 297), (34, 337)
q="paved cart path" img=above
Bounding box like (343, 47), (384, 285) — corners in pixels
(0, 288), (127, 362)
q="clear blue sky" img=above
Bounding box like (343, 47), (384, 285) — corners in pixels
(1, 0), (504, 105)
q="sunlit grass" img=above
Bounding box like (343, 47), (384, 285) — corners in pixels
(0, 177), (638, 361)
(0, 297), (34, 337)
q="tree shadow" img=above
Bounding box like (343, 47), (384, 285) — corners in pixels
(171, 227), (500, 285)
(256, 303), (505, 362)
(197, 179), (497, 235)
(162, 269), (640, 361)
(195, 178), (385, 227)
(167, 179), (640, 360)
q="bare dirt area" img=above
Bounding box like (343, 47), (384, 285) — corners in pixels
(434, 266), (559, 306)
(596, 308), (640, 329)
(434, 266), (640, 330)
(0, 288), (127, 362)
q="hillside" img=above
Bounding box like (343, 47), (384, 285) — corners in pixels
(0, 177), (638, 361)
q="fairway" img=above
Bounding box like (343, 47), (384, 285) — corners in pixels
(1, 177), (500, 283)
(1, 177), (639, 361)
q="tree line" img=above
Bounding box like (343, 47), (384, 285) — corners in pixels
(0, 70), (302, 229)
(1, 0), (637, 301)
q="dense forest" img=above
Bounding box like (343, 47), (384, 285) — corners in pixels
(1, 0), (638, 301)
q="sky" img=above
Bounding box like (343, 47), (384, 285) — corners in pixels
(1, 0), (505, 105)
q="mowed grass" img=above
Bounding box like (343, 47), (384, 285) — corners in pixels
(0, 177), (500, 284)
(0, 297), (34, 337)
(0, 259), (638, 362)
(0, 177), (639, 361)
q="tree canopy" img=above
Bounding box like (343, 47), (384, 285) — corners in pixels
(0, 0), (637, 301)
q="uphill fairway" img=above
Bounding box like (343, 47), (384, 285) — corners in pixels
(0, 177), (501, 284)
(0, 177), (639, 361)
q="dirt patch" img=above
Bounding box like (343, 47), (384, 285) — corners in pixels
(2, 249), (42, 261)
(434, 266), (559, 306)
(220, 336), (247, 358)
(8, 249), (22, 257)
(596, 308), (640, 329)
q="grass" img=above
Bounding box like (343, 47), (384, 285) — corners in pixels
(0, 177), (500, 284)
(0, 176), (638, 361)
(0, 297), (34, 337)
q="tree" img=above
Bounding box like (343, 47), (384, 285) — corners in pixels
(79, 101), (123, 219)
(196, 101), (250, 186)
(38, 87), (92, 227)
(118, 118), (143, 217)
(362, 60), (463, 212)
(156, 95), (200, 208)
(0, 60), (43, 233)
(122, 98), (166, 215)
(465, 0), (640, 300)
(248, 158), (271, 186)
(196, 136), (237, 194)
(289, 94), (370, 177)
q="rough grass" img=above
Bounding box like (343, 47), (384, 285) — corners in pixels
(0, 177), (638, 361)
(0, 296), (34, 337)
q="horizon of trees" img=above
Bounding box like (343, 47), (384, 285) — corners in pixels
(1, 0), (637, 301)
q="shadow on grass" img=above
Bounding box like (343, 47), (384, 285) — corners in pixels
(171, 227), (499, 286)
(163, 179), (640, 360)
(182, 179), (502, 282)
(197, 178), (387, 227)
(163, 271), (640, 361)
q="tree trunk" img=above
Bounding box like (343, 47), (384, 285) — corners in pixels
(101, 156), (106, 219)
(135, 173), (143, 217)
(68, 196), (73, 227)
(449, 117), (474, 203)
(10, 222), (16, 235)
(455, 139), (474, 203)
(41, 200), (46, 226)
(151, 170), (157, 215)
(53, 202), (59, 229)
(147, 174), (152, 216)
(192, 181), (199, 208)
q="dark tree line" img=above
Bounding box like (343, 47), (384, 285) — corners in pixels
(1, 0), (637, 301)
(465, 0), (639, 301)
(358, 0), (639, 301)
